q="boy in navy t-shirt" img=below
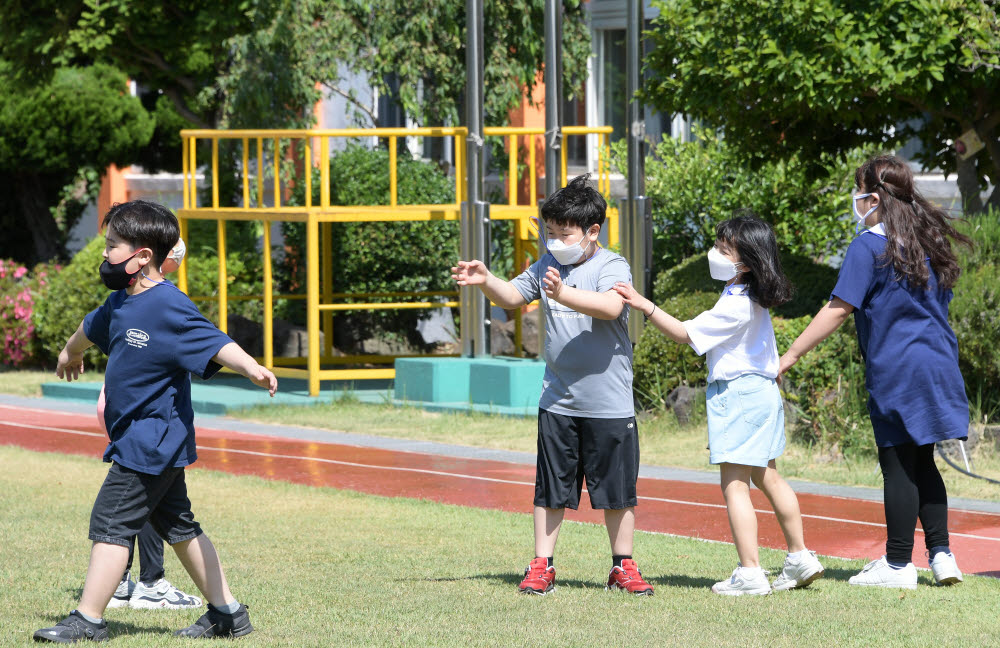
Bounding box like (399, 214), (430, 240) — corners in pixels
(34, 201), (277, 643)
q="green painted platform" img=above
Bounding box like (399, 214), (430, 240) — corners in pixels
(41, 376), (394, 416)
(40, 357), (546, 418)
(394, 357), (544, 416)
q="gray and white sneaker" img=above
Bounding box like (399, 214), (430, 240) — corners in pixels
(772, 550), (825, 591)
(929, 551), (963, 586)
(129, 578), (203, 610)
(106, 571), (134, 609)
(711, 565), (772, 596)
(848, 556), (918, 589)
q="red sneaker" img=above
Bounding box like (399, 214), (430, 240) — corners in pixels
(519, 557), (555, 595)
(607, 559), (654, 595)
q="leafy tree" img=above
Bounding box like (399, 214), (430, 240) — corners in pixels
(644, 0), (1000, 213)
(0, 63), (154, 263)
(251, 0), (591, 128)
(0, 0), (267, 128)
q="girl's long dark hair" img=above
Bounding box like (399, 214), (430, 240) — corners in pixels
(855, 155), (972, 291)
(716, 211), (793, 309)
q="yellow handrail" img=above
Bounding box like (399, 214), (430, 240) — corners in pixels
(178, 125), (617, 394)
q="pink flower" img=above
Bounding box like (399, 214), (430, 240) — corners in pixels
(13, 266), (27, 279)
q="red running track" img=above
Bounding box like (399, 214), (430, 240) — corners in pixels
(2, 403), (999, 576)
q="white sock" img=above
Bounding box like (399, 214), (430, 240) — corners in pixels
(787, 549), (808, 561)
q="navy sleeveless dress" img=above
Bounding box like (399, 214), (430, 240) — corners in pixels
(830, 229), (969, 447)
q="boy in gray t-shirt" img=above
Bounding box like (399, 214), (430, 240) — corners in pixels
(451, 175), (652, 596)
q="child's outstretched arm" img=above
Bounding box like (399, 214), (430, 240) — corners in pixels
(56, 322), (94, 382)
(451, 260), (527, 309)
(543, 267), (624, 320)
(212, 343), (278, 396)
(613, 282), (690, 343)
(778, 297), (854, 374)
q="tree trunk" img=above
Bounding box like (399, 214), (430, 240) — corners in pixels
(955, 155), (985, 215)
(15, 172), (62, 264)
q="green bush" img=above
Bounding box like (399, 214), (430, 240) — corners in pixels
(32, 236), (108, 369)
(610, 127), (872, 271)
(283, 144), (458, 350)
(772, 316), (873, 456)
(632, 291), (718, 408)
(652, 251), (838, 319)
(951, 211), (1000, 415)
(182, 251), (265, 325)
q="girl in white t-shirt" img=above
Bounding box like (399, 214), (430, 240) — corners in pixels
(615, 213), (824, 596)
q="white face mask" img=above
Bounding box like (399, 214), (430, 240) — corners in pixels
(852, 193), (878, 233)
(708, 246), (741, 281)
(547, 235), (592, 265)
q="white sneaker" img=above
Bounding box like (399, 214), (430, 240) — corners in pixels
(929, 551), (963, 586)
(106, 571), (134, 608)
(848, 556), (918, 589)
(129, 578), (203, 609)
(712, 565), (772, 596)
(772, 550), (825, 591)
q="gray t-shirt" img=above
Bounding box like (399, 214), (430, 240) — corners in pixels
(511, 247), (634, 418)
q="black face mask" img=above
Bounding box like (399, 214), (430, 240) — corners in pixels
(99, 252), (142, 290)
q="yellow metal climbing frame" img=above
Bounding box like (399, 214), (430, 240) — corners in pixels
(177, 126), (617, 395)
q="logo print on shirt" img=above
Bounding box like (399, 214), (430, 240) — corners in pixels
(125, 328), (149, 349)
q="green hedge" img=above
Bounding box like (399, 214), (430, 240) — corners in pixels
(32, 236), (108, 370)
(951, 212), (1000, 411)
(283, 145), (458, 349)
(652, 250), (838, 319)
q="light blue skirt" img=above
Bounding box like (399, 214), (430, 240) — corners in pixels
(706, 373), (785, 467)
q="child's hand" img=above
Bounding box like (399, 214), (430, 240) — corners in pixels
(778, 352), (798, 377)
(542, 266), (564, 299)
(613, 281), (652, 315)
(249, 364), (278, 396)
(56, 347), (85, 382)
(451, 260), (489, 286)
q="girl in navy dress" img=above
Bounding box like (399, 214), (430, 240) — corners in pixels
(779, 155), (971, 589)
(617, 213), (825, 596)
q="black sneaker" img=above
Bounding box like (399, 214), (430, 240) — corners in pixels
(33, 610), (109, 643)
(174, 604), (253, 639)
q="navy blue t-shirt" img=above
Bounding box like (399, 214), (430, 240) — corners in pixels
(831, 230), (969, 447)
(84, 280), (233, 474)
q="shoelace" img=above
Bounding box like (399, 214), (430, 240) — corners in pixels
(524, 563), (551, 579)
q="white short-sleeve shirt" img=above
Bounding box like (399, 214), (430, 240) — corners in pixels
(682, 284), (779, 383)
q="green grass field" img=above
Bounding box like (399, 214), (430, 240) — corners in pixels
(1, 446), (998, 647)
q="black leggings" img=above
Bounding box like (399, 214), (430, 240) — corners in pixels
(879, 443), (950, 564)
(124, 522), (165, 584)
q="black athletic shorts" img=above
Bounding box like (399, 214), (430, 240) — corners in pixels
(88, 463), (202, 547)
(534, 408), (639, 510)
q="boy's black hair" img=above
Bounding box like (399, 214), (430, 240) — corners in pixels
(540, 174), (607, 231)
(102, 200), (179, 268)
(715, 210), (793, 309)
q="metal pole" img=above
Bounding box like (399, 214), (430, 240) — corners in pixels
(625, 0), (651, 342)
(537, 0), (563, 358)
(460, 0), (490, 357)
(544, 0), (562, 198)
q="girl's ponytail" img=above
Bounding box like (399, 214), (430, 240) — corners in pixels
(855, 156), (972, 291)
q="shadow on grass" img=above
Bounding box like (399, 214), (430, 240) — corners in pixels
(402, 572), (606, 590)
(650, 573), (717, 589)
(820, 566), (861, 583)
(37, 614), (174, 637)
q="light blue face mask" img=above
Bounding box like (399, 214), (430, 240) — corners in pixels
(852, 193), (878, 233)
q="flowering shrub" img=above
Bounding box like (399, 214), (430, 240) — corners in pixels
(0, 259), (55, 367)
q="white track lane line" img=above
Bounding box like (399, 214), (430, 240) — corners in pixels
(3, 419), (1000, 543)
